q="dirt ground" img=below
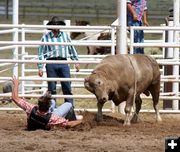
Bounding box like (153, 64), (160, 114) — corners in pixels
(0, 110), (180, 152)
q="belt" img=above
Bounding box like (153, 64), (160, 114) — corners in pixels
(47, 57), (67, 60)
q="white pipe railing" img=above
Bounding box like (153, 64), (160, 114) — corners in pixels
(0, 23), (180, 112)
(0, 29), (15, 34)
(24, 54), (107, 58)
(1, 75), (180, 82)
(0, 93), (180, 100)
(0, 24), (112, 30)
(0, 45), (16, 51)
(0, 63), (13, 67)
(172, 0), (180, 110)
(129, 26), (180, 30)
(132, 43), (180, 48)
(24, 83), (85, 88)
(0, 107), (113, 112)
(23, 69), (94, 73)
(0, 41), (113, 46)
(0, 106), (179, 113)
(0, 59), (100, 64)
(0, 77), (84, 82)
(1, 58), (180, 65)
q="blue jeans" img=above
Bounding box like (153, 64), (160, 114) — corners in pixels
(127, 17), (144, 54)
(50, 101), (76, 120)
(46, 63), (74, 106)
(52, 102), (72, 117)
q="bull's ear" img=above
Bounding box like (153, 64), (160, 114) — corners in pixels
(84, 77), (90, 89)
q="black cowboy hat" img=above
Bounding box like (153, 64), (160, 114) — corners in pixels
(46, 16), (66, 25)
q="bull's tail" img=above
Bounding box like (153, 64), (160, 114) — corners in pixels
(127, 56), (137, 114)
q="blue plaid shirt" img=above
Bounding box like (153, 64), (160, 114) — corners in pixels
(127, 0), (147, 21)
(37, 31), (78, 69)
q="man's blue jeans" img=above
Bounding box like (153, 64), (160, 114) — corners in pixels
(52, 102), (72, 117)
(50, 100), (76, 121)
(46, 63), (74, 106)
(127, 18), (144, 54)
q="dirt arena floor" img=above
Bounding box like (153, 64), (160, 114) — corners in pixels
(0, 110), (180, 152)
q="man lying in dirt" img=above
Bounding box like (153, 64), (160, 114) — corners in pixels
(11, 76), (82, 130)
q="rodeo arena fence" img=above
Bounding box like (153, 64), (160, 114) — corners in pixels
(0, 0), (180, 114)
(0, 23), (180, 113)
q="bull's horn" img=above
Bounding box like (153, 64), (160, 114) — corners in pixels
(84, 77), (89, 82)
(92, 70), (96, 74)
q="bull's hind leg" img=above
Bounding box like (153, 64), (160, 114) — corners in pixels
(131, 95), (142, 123)
(149, 82), (162, 122)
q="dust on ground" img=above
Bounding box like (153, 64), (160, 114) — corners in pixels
(0, 110), (179, 152)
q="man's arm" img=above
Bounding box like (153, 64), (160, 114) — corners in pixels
(66, 120), (82, 128)
(127, 3), (138, 21)
(143, 10), (149, 26)
(48, 114), (82, 128)
(37, 37), (46, 77)
(12, 76), (21, 103)
(11, 76), (34, 114)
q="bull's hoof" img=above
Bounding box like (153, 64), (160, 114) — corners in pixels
(156, 115), (162, 122)
(123, 122), (131, 126)
(131, 114), (139, 123)
(95, 115), (103, 122)
(123, 119), (131, 126)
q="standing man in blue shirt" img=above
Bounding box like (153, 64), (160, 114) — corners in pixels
(127, 0), (149, 54)
(37, 16), (80, 113)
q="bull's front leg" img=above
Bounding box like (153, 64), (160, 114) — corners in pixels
(96, 101), (104, 122)
(123, 94), (134, 126)
(124, 106), (132, 126)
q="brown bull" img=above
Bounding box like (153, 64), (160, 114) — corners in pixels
(84, 54), (162, 126)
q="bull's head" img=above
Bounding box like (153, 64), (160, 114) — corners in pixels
(84, 71), (109, 104)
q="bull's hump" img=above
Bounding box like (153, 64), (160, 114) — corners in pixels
(102, 55), (129, 65)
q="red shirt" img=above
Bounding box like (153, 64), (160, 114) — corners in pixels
(15, 98), (68, 128)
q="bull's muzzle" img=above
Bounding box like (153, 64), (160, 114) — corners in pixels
(98, 97), (108, 104)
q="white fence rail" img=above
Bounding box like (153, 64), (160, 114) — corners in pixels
(0, 24), (180, 112)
